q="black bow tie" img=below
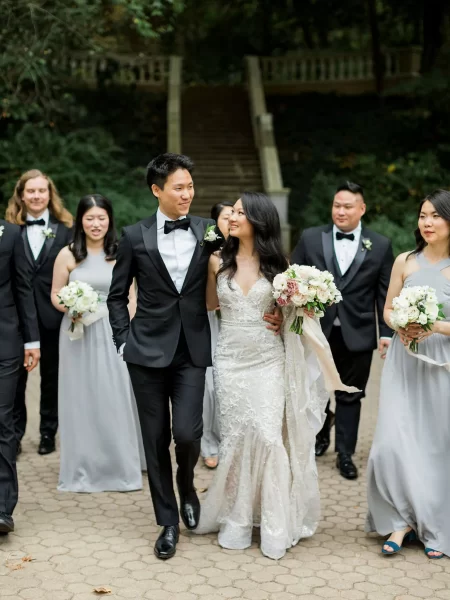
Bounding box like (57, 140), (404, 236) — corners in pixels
(336, 231), (355, 241)
(26, 218), (46, 227)
(164, 218), (191, 235)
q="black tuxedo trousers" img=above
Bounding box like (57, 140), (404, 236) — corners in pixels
(0, 358), (21, 515)
(328, 327), (373, 455)
(127, 328), (206, 526)
(14, 323), (59, 442)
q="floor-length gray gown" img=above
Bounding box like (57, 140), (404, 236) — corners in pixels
(201, 311), (220, 458)
(366, 252), (450, 555)
(58, 251), (145, 493)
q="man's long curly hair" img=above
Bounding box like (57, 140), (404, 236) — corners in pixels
(5, 169), (73, 227)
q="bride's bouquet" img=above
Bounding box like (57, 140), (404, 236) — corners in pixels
(273, 264), (342, 335)
(57, 280), (101, 338)
(390, 285), (444, 353)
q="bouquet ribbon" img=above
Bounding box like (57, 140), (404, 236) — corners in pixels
(65, 305), (108, 341)
(405, 345), (450, 371)
(299, 311), (360, 393)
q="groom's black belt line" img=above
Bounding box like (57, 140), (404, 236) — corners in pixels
(335, 232), (354, 241)
(164, 218), (191, 234)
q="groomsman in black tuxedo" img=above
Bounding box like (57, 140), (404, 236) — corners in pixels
(0, 219), (40, 533)
(6, 170), (73, 455)
(291, 182), (394, 479)
(108, 153), (281, 559)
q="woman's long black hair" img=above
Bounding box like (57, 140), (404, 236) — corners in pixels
(70, 194), (118, 263)
(412, 189), (450, 255)
(218, 192), (288, 283)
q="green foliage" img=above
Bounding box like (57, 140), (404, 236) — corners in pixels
(0, 125), (157, 230)
(0, 0), (183, 123)
(270, 92), (450, 255)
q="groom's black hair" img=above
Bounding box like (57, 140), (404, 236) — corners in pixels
(146, 153), (194, 190)
(336, 181), (364, 199)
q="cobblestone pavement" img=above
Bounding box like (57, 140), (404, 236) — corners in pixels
(1, 356), (449, 600)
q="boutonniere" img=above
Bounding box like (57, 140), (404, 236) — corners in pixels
(362, 238), (372, 252)
(0, 225), (4, 238)
(42, 228), (55, 239)
(201, 224), (221, 246)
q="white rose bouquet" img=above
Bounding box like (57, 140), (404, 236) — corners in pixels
(57, 281), (100, 336)
(272, 264), (342, 335)
(390, 285), (445, 353)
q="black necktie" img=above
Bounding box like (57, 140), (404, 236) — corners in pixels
(336, 231), (355, 241)
(26, 219), (46, 227)
(164, 218), (191, 235)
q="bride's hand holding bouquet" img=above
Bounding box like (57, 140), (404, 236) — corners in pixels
(272, 264), (342, 334)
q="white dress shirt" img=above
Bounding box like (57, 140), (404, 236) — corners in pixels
(26, 208), (50, 260)
(332, 222), (361, 327)
(156, 208), (197, 293)
(333, 221), (361, 276)
(23, 211), (48, 350)
(119, 209), (197, 356)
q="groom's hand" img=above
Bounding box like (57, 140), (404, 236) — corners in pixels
(24, 348), (40, 372)
(264, 307), (283, 335)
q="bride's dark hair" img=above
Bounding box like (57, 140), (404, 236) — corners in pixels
(218, 192), (288, 283)
(412, 189), (450, 255)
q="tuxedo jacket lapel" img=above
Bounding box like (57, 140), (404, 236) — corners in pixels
(181, 217), (205, 292)
(35, 217), (59, 271)
(21, 226), (35, 269)
(321, 227), (342, 283)
(339, 228), (368, 292)
(141, 216), (179, 293)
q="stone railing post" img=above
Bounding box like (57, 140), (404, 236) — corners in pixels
(167, 56), (183, 154)
(246, 56), (291, 251)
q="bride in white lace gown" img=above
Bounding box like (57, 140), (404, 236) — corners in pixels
(195, 193), (330, 560)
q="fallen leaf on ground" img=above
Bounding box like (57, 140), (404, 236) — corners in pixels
(93, 587), (112, 595)
(197, 487), (208, 493)
(21, 556), (34, 562)
(7, 563), (24, 571)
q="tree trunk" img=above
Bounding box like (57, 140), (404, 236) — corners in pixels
(367, 0), (384, 96)
(421, 0), (447, 73)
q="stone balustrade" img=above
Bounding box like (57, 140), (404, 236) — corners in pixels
(60, 53), (170, 88)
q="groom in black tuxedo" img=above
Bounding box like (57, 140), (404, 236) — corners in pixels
(291, 182), (394, 479)
(108, 153), (280, 559)
(0, 219), (40, 534)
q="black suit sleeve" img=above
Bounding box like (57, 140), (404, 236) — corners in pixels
(290, 233), (308, 265)
(376, 241), (395, 338)
(12, 229), (40, 344)
(107, 229), (135, 350)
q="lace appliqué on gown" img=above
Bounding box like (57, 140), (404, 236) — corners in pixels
(195, 275), (328, 559)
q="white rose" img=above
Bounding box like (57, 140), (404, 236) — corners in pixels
(407, 306), (420, 322)
(417, 312), (428, 325)
(273, 273), (288, 292)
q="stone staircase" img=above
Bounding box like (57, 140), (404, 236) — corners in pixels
(181, 86), (263, 217)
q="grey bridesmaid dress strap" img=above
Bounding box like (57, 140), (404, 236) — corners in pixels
(416, 253), (450, 271)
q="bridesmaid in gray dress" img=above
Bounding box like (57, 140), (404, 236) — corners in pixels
(367, 190), (450, 559)
(201, 201), (233, 469)
(51, 194), (144, 492)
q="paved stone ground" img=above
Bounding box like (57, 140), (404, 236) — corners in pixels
(1, 356), (449, 600)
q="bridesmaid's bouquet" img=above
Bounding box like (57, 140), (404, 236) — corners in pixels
(58, 281), (100, 334)
(390, 285), (445, 353)
(273, 264), (342, 335)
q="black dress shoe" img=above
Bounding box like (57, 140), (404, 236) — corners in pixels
(16, 441), (22, 457)
(0, 512), (14, 535)
(336, 453), (358, 480)
(154, 525), (179, 560)
(38, 435), (55, 455)
(315, 410), (335, 457)
(176, 476), (200, 530)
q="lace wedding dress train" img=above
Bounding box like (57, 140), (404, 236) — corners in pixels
(195, 275), (329, 559)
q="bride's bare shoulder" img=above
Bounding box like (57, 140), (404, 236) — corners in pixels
(209, 252), (221, 273)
